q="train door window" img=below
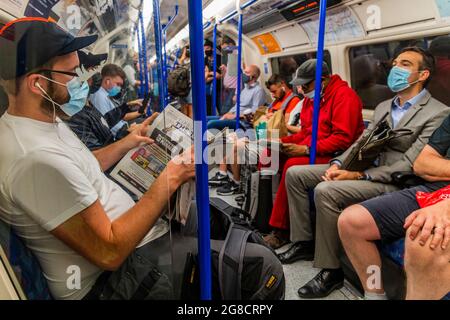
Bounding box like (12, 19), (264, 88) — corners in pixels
(270, 51), (332, 85)
(349, 35), (450, 110)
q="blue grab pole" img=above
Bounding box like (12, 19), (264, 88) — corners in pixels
(152, 0), (165, 111)
(135, 25), (145, 99)
(139, 12), (150, 97)
(310, 0), (328, 165)
(219, 0), (258, 24)
(163, 28), (168, 106)
(187, 0), (212, 300)
(235, 13), (244, 130)
(211, 24), (218, 116)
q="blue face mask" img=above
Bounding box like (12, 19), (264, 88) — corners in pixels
(242, 73), (252, 84)
(62, 78), (89, 116)
(107, 85), (122, 97)
(38, 76), (89, 117)
(388, 66), (422, 93)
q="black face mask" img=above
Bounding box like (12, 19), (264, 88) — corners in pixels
(205, 50), (213, 57)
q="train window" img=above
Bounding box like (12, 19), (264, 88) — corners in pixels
(349, 35), (450, 110)
(270, 51), (332, 85)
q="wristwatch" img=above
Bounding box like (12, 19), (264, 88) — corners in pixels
(305, 146), (310, 155)
(357, 173), (371, 181)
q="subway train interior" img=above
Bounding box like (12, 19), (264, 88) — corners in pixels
(0, 0), (450, 304)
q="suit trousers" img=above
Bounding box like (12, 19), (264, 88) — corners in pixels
(285, 164), (399, 269)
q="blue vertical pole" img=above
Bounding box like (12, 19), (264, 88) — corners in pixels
(139, 12), (150, 96)
(211, 24), (218, 116)
(163, 27), (168, 107)
(235, 13), (244, 130)
(153, 0), (165, 111)
(135, 25), (145, 99)
(310, 0), (328, 165)
(187, 0), (212, 300)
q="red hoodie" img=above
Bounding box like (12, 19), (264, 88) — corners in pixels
(282, 75), (364, 155)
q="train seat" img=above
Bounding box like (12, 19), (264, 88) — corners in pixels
(0, 219), (52, 300)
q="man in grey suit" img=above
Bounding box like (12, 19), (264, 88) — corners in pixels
(278, 47), (450, 299)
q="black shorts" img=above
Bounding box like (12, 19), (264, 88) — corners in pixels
(360, 182), (449, 243)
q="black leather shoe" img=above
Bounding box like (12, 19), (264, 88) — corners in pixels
(297, 269), (344, 299)
(277, 241), (314, 264)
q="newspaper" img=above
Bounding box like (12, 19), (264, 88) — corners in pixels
(110, 106), (227, 225)
(111, 105), (193, 198)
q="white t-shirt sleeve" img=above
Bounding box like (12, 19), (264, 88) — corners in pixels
(7, 150), (99, 231)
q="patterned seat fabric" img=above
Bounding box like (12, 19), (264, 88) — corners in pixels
(0, 220), (52, 300)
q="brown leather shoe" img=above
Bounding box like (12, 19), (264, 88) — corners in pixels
(263, 230), (290, 249)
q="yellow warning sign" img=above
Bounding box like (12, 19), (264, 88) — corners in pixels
(252, 33), (282, 55)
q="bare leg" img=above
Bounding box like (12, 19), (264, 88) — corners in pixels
(338, 205), (385, 294)
(405, 228), (450, 300)
(230, 139), (248, 182)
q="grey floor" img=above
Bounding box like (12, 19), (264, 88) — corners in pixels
(209, 169), (361, 301)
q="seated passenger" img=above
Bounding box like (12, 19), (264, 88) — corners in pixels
(282, 47), (450, 299)
(90, 64), (144, 138)
(339, 113), (450, 300)
(0, 19), (195, 300)
(428, 35), (450, 107)
(65, 51), (116, 150)
(209, 74), (302, 195)
(404, 222), (450, 300)
(207, 64), (266, 131)
(264, 59), (365, 249)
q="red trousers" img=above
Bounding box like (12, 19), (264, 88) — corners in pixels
(268, 156), (331, 230)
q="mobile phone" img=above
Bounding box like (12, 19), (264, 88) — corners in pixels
(139, 93), (151, 114)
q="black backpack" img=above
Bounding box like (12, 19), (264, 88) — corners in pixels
(180, 198), (285, 300)
(167, 66), (191, 97)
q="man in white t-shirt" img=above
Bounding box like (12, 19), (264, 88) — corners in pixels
(0, 18), (195, 300)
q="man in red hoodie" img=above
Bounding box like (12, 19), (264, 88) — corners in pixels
(264, 59), (365, 249)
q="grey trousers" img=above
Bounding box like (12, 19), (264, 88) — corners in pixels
(285, 164), (399, 269)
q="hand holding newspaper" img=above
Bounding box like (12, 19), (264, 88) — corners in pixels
(111, 106), (227, 225)
(111, 106), (193, 197)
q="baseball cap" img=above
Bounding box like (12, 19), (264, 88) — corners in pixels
(290, 59), (330, 86)
(0, 17), (98, 80)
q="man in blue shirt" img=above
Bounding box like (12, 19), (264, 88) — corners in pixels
(90, 64), (143, 137)
(207, 64), (266, 131)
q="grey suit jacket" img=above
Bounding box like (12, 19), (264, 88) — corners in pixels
(334, 91), (450, 183)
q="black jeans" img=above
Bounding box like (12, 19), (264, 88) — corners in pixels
(83, 233), (173, 300)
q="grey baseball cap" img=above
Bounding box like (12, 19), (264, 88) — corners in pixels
(290, 59), (330, 86)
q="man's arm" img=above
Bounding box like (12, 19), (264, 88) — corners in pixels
(251, 88), (267, 113)
(315, 89), (364, 155)
(123, 111), (142, 122)
(52, 156), (195, 271)
(93, 114), (158, 171)
(414, 145), (450, 181)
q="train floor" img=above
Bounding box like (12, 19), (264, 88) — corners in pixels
(208, 169), (361, 301)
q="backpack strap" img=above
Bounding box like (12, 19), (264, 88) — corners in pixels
(280, 93), (296, 112)
(268, 93), (296, 113)
(218, 219), (252, 300)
